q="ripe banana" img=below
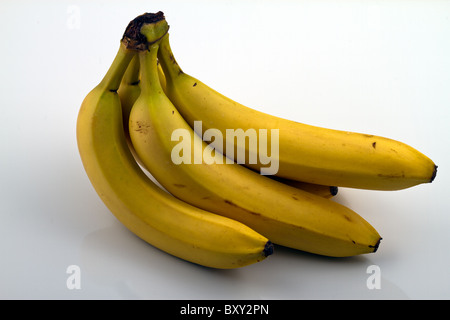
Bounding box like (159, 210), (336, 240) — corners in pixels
(118, 54), (140, 137)
(129, 35), (382, 257)
(76, 14), (273, 269)
(157, 33), (437, 191)
(117, 47), (338, 199)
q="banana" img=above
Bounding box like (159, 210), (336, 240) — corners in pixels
(118, 53), (338, 199)
(129, 28), (382, 257)
(117, 53), (149, 170)
(76, 13), (273, 269)
(118, 54), (140, 137)
(157, 33), (437, 191)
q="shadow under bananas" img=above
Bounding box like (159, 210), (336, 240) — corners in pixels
(79, 221), (264, 299)
(79, 218), (408, 299)
(266, 244), (409, 299)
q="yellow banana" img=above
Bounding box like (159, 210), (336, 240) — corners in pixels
(129, 30), (382, 257)
(157, 33), (437, 191)
(118, 54), (338, 199)
(118, 54), (140, 137)
(76, 13), (273, 269)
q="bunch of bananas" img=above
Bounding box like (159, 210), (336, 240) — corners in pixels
(76, 12), (437, 269)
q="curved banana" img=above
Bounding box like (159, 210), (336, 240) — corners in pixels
(118, 54), (140, 137)
(117, 53), (149, 170)
(76, 15), (273, 269)
(129, 37), (382, 257)
(118, 54), (338, 199)
(157, 33), (437, 191)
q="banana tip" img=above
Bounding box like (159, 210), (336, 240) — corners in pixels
(264, 241), (274, 257)
(330, 186), (339, 196)
(371, 237), (382, 253)
(430, 165), (438, 183)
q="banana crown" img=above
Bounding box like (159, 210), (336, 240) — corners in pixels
(122, 11), (169, 51)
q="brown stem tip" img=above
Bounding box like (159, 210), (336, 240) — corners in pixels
(264, 241), (274, 257)
(430, 165), (438, 183)
(370, 237), (382, 253)
(122, 11), (166, 50)
(330, 186), (339, 196)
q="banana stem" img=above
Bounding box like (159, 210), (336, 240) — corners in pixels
(98, 43), (135, 92)
(139, 43), (164, 95)
(121, 11), (168, 51)
(157, 34), (183, 84)
(121, 54), (140, 85)
(119, 12), (170, 93)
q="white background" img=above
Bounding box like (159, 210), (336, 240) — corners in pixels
(1, 0), (449, 300)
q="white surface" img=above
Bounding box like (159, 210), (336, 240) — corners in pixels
(1, 0), (449, 300)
